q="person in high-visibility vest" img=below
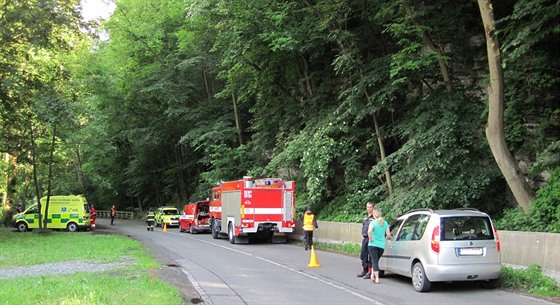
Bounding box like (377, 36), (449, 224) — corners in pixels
(301, 207), (318, 251)
(146, 211), (155, 231)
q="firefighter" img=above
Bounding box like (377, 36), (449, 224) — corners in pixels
(301, 207), (318, 250)
(146, 211), (155, 231)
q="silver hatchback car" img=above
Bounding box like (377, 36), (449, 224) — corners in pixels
(379, 208), (501, 292)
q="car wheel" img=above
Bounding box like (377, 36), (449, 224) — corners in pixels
(481, 279), (498, 289)
(16, 222), (28, 232)
(190, 225), (195, 234)
(412, 262), (431, 292)
(211, 220), (220, 239)
(67, 222), (79, 232)
(378, 270), (385, 278)
(228, 223), (235, 244)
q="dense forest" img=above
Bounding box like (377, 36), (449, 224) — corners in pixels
(1, 0), (558, 231)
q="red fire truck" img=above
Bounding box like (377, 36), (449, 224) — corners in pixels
(179, 200), (211, 234)
(209, 176), (295, 244)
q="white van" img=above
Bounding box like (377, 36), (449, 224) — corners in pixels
(12, 195), (92, 232)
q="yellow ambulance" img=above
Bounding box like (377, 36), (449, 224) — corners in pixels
(12, 195), (92, 232)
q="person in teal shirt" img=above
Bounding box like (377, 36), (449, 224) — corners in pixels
(368, 208), (392, 284)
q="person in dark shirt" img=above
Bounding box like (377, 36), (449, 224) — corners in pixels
(357, 201), (375, 279)
(110, 205), (117, 225)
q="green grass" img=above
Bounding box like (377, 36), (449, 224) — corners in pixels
(0, 231), (183, 305)
(500, 264), (560, 298)
(0, 231), (153, 268)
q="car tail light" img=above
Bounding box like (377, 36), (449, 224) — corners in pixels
(431, 225), (440, 253)
(493, 226), (501, 251)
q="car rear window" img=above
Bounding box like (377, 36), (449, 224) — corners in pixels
(441, 216), (494, 240)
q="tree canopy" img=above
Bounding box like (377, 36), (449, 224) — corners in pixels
(1, 0), (558, 230)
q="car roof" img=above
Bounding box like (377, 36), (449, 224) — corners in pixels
(400, 208), (490, 218)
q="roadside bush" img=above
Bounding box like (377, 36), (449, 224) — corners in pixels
(501, 264), (560, 298)
(496, 167), (560, 233)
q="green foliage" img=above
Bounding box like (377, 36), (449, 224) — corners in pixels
(496, 167), (560, 232)
(499, 0), (560, 63)
(373, 90), (501, 215)
(2, 0), (558, 231)
(500, 264), (560, 298)
(529, 167), (560, 232)
(498, 0), (560, 155)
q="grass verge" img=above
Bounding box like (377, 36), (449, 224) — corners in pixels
(0, 231), (183, 305)
(500, 264), (560, 299)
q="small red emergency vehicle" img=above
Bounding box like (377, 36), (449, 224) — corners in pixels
(179, 200), (211, 234)
(209, 176), (295, 244)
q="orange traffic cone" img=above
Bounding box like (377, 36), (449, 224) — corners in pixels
(163, 222), (167, 232)
(308, 245), (320, 268)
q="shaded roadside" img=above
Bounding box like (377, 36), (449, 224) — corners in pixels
(93, 218), (205, 305)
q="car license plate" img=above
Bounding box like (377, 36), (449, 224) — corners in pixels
(458, 247), (483, 256)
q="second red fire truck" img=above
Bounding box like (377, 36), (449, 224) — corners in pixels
(209, 176), (296, 244)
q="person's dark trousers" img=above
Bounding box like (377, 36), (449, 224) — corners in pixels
(303, 230), (314, 250)
(357, 237), (371, 277)
(111, 216), (115, 225)
(368, 246), (385, 272)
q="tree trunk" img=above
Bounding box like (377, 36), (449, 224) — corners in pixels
(2, 153), (15, 210)
(231, 91), (243, 146)
(2, 153), (7, 208)
(29, 121), (43, 229)
(404, 5), (453, 93)
(136, 195), (143, 212)
(43, 125), (57, 230)
(203, 69), (213, 102)
(75, 144), (86, 194)
(374, 115), (393, 195)
(478, 0), (534, 212)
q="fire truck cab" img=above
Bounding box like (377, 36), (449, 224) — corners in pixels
(209, 176), (295, 244)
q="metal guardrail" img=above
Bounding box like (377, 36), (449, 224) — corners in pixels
(96, 210), (134, 220)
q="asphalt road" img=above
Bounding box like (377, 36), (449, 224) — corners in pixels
(100, 218), (557, 305)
